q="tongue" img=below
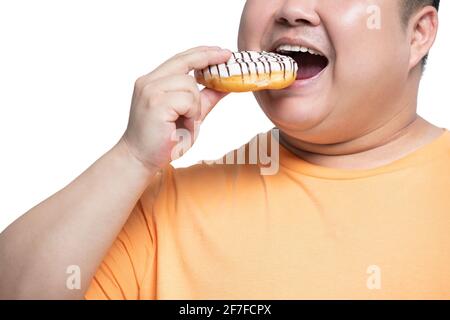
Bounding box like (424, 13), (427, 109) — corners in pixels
(295, 53), (328, 80)
(297, 64), (325, 80)
(297, 65), (323, 80)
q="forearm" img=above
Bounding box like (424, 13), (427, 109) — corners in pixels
(0, 139), (158, 299)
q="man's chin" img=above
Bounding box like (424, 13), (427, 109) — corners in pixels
(262, 99), (332, 133)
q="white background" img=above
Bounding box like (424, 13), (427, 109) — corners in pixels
(0, 0), (449, 232)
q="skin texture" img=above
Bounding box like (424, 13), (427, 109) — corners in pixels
(0, 1), (442, 299)
(238, 0), (442, 169)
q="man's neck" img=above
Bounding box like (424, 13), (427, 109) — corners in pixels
(278, 111), (444, 170)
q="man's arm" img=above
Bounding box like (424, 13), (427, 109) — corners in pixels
(0, 139), (156, 299)
(0, 46), (231, 299)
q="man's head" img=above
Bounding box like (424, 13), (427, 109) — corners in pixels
(238, 0), (439, 146)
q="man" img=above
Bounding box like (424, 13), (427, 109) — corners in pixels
(0, 0), (448, 299)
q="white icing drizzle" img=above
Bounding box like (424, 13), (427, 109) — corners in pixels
(200, 51), (298, 81)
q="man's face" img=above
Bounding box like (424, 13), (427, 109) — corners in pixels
(238, 0), (414, 144)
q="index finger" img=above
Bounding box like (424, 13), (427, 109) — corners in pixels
(147, 47), (232, 81)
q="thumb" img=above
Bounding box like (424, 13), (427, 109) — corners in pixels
(199, 87), (229, 121)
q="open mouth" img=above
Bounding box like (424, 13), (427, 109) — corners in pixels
(275, 45), (329, 81)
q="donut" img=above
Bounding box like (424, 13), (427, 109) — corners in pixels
(195, 51), (298, 93)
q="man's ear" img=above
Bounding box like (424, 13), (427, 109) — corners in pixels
(408, 6), (439, 69)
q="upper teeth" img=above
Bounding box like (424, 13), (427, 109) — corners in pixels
(276, 44), (323, 56)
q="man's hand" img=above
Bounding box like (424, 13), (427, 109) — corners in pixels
(0, 46), (235, 299)
(120, 46), (232, 171)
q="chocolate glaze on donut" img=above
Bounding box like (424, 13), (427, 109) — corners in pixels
(195, 51), (298, 93)
(214, 51), (296, 80)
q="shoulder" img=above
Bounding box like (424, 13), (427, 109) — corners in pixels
(171, 128), (281, 183)
(140, 129), (278, 206)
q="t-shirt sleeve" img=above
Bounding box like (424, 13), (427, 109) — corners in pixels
(84, 165), (171, 300)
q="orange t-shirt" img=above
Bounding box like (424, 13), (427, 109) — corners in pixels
(85, 128), (450, 299)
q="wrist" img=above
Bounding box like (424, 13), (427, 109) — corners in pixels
(113, 137), (161, 179)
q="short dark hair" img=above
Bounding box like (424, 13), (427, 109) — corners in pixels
(401, 0), (440, 68)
